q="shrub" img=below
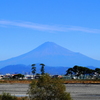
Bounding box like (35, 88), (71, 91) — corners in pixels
(0, 92), (17, 100)
(28, 74), (73, 100)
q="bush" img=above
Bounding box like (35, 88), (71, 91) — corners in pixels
(28, 74), (73, 100)
(0, 92), (17, 100)
(0, 93), (30, 100)
(18, 96), (29, 100)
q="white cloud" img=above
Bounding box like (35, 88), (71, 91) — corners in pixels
(0, 20), (100, 33)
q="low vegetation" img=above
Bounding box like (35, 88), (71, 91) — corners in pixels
(1, 79), (100, 84)
(0, 80), (32, 84)
(0, 93), (29, 100)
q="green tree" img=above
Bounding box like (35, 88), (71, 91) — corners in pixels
(95, 68), (100, 74)
(17, 74), (24, 79)
(31, 64), (36, 77)
(40, 63), (45, 75)
(72, 65), (78, 77)
(12, 74), (24, 79)
(66, 68), (73, 79)
(28, 74), (72, 100)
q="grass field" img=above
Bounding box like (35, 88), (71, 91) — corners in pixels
(1, 79), (100, 84)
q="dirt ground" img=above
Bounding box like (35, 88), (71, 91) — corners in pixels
(0, 83), (100, 100)
(65, 84), (100, 100)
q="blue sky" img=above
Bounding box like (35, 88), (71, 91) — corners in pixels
(0, 0), (100, 61)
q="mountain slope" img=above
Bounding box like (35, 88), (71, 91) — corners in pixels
(0, 42), (100, 68)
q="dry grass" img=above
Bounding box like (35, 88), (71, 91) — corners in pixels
(1, 79), (100, 84)
(64, 79), (100, 84)
(0, 80), (32, 84)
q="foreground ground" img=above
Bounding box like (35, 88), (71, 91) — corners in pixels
(65, 84), (100, 100)
(0, 83), (100, 100)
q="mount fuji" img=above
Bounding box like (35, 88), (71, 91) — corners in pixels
(0, 42), (100, 68)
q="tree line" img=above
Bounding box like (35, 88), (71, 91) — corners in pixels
(66, 65), (100, 79)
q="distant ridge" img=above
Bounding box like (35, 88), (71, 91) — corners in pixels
(0, 41), (100, 68)
(0, 64), (68, 75)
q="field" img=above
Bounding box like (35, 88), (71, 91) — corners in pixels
(1, 79), (100, 84)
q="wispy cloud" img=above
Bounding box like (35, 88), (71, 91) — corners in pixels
(0, 20), (100, 33)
